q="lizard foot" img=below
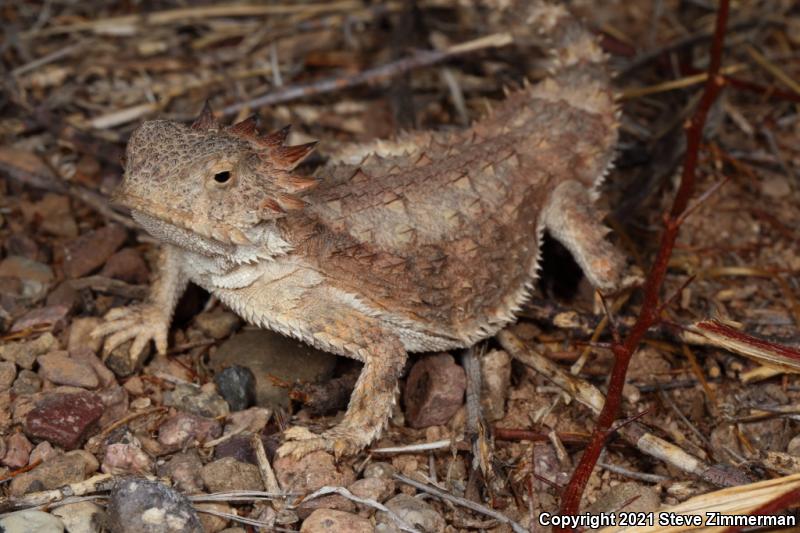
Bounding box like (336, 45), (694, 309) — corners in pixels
(277, 426), (368, 460)
(91, 303), (170, 361)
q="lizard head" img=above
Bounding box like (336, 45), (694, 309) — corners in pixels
(116, 103), (317, 246)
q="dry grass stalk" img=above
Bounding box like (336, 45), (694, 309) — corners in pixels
(598, 473), (800, 533)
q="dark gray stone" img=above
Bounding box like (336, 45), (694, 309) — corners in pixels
(107, 477), (202, 533)
(214, 365), (256, 411)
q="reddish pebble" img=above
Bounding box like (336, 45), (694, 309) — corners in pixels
(100, 248), (149, 284)
(403, 353), (466, 428)
(11, 304), (71, 333)
(3, 433), (33, 469)
(24, 392), (104, 450)
(157, 412), (221, 449)
(63, 225), (127, 279)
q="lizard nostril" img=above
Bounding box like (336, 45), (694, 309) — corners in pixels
(214, 170), (231, 184)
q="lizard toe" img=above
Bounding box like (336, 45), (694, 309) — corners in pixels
(277, 426), (327, 459)
(91, 319), (134, 340)
(103, 328), (140, 356)
(277, 438), (328, 460)
(105, 307), (134, 321)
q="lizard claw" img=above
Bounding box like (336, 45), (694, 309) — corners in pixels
(91, 303), (170, 362)
(277, 426), (366, 460)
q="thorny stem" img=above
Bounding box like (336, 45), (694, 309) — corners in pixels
(556, 0), (730, 526)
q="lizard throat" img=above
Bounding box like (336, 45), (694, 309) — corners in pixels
(117, 191), (254, 246)
(131, 209), (238, 257)
(130, 209), (293, 265)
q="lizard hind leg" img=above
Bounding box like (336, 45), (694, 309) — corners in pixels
(542, 179), (626, 292)
(276, 304), (407, 459)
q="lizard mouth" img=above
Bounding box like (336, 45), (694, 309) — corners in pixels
(114, 190), (254, 246)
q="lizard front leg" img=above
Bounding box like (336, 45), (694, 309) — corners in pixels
(92, 244), (188, 360)
(219, 284), (407, 457)
(542, 179), (627, 292)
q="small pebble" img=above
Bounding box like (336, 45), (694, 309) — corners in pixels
(63, 225), (127, 279)
(51, 501), (103, 533)
(11, 304), (71, 333)
(224, 407), (271, 435)
(0, 510), (65, 533)
(0, 360), (17, 390)
(12, 369), (42, 395)
(29, 441), (57, 464)
(20, 193), (78, 238)
(10, 451), (95, 497)
(107, 477), (202, 533)
(274, 451), (356, 518)
(158, 451), (204, 494)
(403, 353), (466, 428)
(195, 309), (240, 340)
(46, 282), (81, 314)
(364, 461), (396, 480)
(164, 383), (229, 418)
(196, 502), (232, 533)
(0, 332), (58, 369)
(158, 412), (221, 450)
(381, 494), (445, 533)
(37, 351), (99, 389)
(102, 442), (154, 476)
(3, 433), (33, 469)
(97, 385), (130, 427)
(24, 391), (104, 450)
(350, 476), (394, 501)
(104, 339), (150, 377)
(201, 456), (263, 492)
(214, 365), (256, 411)
(300, 509), (373, 533)
(0, 255), (54, 301)
(100, 248), (150, 284)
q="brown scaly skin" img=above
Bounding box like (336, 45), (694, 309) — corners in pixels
(92, 1), (626, 459)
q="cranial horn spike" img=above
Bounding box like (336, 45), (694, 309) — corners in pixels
(260, 125), (292, 147)
(227, 115), (258, 137)
(276, 174), (318, 193)
(261, 197), (285, 214)
(272, 141), (317, 170)
(275, 193), (307, 211)
(192, 100), (219, 130)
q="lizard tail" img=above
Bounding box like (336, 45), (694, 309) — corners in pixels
(497, 1), (620, 193)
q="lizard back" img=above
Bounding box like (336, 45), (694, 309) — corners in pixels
(279, 3), (618, 347)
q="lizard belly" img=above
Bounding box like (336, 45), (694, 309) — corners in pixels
(180, 250), (478, 354)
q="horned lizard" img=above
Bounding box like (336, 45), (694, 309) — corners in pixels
(93, 0), (625, 458)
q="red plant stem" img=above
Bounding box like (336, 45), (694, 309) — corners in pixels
(555, 1), (730, 527)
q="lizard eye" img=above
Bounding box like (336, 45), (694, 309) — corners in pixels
(213, 170), (232, 185)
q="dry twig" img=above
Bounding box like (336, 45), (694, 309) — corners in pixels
(220, 32), (513, 116)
